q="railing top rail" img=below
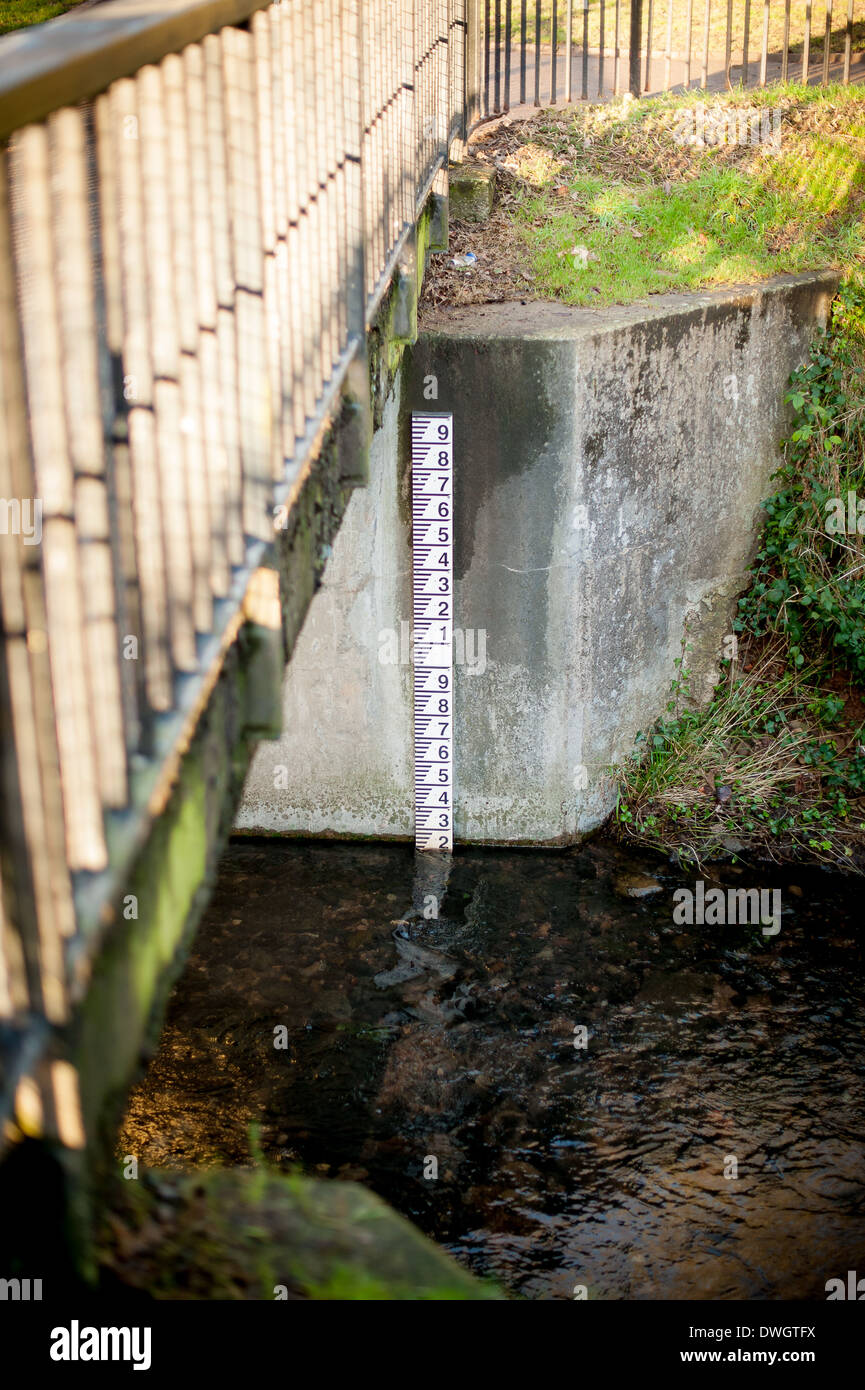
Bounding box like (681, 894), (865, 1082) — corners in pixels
(0, 0), (273, 141)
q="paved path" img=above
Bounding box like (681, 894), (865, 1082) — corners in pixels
(480, 42), (865, 114)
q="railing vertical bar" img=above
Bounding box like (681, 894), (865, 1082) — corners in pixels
(582, 0), (590, 97)
(803, 2), (812, 83)
(223, 25), (271, 545)
(483, 0), (491, 116)
(360, 0), (371, 295)
(315, 4), (334, 378)
(684, 0), (693, 85)
(385, 0), (395, 266)
(377, 0), (387, 274)
(281, 5), (306, 437)
(106, 77), (176, 709)
(203, 35), (245, 566)
(51, 106), (129, 810)
(184, 43), (229, 597)
(843, 0), (852, 83)
(760, 0), (770, 85)
(520, 0), (527, 102)
(504, 0), (512, 110)
(0, 150), (76, 1022)
(137, 70), (180, 385)
(724, 0), (733, 88)
(534, 0), (541, 104)
(782, 0), (790, 79)
(630, 0), (643, 95)
(299, 0), (324, 405)
(702, 0), (711, 86)
(645, 0), (654, 90)
(373, 0), (383, 300)
(252, 11), (284, 483)
(444, 0), (452, 159)
(566, 0), (573, 102)
(743, 0), (751, 85)
(614, 0), (622, 94)
(140, 61), (202, 673)
(823, 1), (833, 84)
(164, 52), (214, 633)
(92, 92), (145, 745)
(494, 0), (501, 111)
(324, 2), (340, 374)
(664, 0), (673, 89)
(551, 0), (558, 103)
(332, 0), (349, 359)
(344, 0), (365, 341)
(8, 124), (109, 871)
(599, 0), (606, 96)
(267, 5), (294, 474)
(405, 0), (416, 231)
(358, 0), (371, 303)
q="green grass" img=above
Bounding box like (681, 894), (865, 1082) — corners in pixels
(502, 85), (865, 305)
(0, 2), (85, 37)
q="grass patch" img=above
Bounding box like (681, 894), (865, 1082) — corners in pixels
(424, 85), (865, 311)
(614, 277), (865, 870)
(520, 86), (865, 304)
(0, 2), (85, 37)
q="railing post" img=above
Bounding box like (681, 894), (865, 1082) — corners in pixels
(463, 0), (480, 130)
(629, 0), (643, 95)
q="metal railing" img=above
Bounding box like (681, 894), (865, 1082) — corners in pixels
(473, 0), (863, 112)
(0, 1), (466, 1070)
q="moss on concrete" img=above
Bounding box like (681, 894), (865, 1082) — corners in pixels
(448, 162), (495, 223)
(97, 1163), (504, 1301)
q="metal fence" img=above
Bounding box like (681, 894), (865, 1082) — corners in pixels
(473, 0), (864, 113)
(0, 0), (466, 1071)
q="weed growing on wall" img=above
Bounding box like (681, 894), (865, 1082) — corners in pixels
(614, 277), (865, 869)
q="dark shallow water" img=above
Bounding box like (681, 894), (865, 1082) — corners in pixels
(119, 836), (865, 1300)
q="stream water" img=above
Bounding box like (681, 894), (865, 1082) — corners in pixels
(119, 836), (865, 1300)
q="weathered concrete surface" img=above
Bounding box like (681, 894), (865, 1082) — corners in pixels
(237, 272), (838, 846)
(448, 161), (495, 222)
(236, 382), (413, 839)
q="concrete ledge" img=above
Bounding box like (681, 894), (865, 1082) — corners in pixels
(237, 272), (839, 846)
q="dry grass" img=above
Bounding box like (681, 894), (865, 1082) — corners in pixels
(614, 634), (865, 870)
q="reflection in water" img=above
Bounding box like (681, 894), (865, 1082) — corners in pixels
(119, 837), (865, 1300)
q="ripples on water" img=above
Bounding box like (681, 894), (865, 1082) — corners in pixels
(119, 837), (865, 1300)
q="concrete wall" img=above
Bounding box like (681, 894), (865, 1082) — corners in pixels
(237, 272), (838, 846)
